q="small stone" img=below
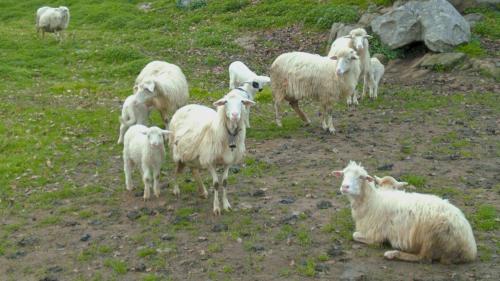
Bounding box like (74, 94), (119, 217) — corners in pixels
(63, 221), (79, 227)
(161, 234), (174, 241)
(132, 263), (146, 272)
(127, 210), (141, 220)
(236, 237), (243, 243)
(140, 207), (155, 216)
(279, 197), (295, 204)
(327, 245), (344, 257)
(212, 223), (228, 232)
(80, 234), (91, 242)
(250, 245), (265, 252)
(197, 236), (208, 242)
(18, 236), (39, 247)
(6, 250), (26, 259)
(239, 202), (253, 210)
(252, 189), (265, 197)
(39, 277), (58, 281)
(229, 166), (240, 174)
(47, 266), (63, 273)
(377, 163), (394, 171)
(317, 200), (333, 209)
(315, 263), (329, 272)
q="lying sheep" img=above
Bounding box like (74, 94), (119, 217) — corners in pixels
(328, 28), (372, 104)
(367, 57), (385, 99)
(168, 91), (255, 215)
(332, 161), (477, 264)
(123, 125), (170, 200)
(117, 94), (151, 144)
(134, 61), (189, 128)
(374, 175), (408, 190)
(36, 6), (70, 41)
(229, 61), (270, 91)
(270, 48), (361, 133)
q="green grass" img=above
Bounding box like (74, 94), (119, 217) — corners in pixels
(456, 40), (486, 58)
(401, 174), (426, 188)
(103, 258), (128, 275)
(465, 8), (500, 39)
(474, 205), (498, 231)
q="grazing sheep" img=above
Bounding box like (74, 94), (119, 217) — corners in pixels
(328, 28), (372, 104)
(36, 6), (70, 41)
(270, 48), (361, 133)
(374, 175), (408, 190)
(229, 61), (270, 91)
(134, 61), (189, 128)
(117, 94), (152, 144)
(123, 125), (170, 200)
(168, 91), (255, 215)
(367, 57), (385, 99)
(332, 161), (477, 264)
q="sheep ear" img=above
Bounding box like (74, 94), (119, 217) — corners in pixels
(213, 99), (227, 107)
(396, 181), (408, 188)
(133, 85), (138, 93)
(352, 54), (359, 60)
(343, 35), (352, 39)
(144, 81), (155, 93)
(360, 175), (374, 182)
(242, 99), (256, 107)
(330, 56), (338, 60)
(262, 76), (271, 83)
(331, 170), (343, 178)
(363, 35), (373, 39)
(161, 129), (171, 136)
(374, 175), (382, 184)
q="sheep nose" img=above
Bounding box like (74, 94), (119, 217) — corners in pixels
(231, 112), (238, 119)
(336, 69), (343, 76)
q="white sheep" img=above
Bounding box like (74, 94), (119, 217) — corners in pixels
(367, 57), (385, 99)
(117, 94), (152, 144)
(374, 175), (408, 190)
(123, 125), (170, 200)
(270, 48), (361, 133)
(328, 28), (372, 104)
(168, 91), (255, 215)
(134, 61), (189, 128)
(332, 161), (477, 264)
(36, 6), (70, 41)
(229, 61), (270, 91)
(231, 82), (260, 128)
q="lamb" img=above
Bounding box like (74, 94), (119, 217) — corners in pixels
(229, 61), (270, 91)
(117, 94), (152, 144)
(332, 161), (477, 264)
(367, 57), (385, 99)
(134, 61), (189, 128)
(123, 125), (170, 200)
(328, 28), (372, 105)
(270, 48), (361, 133)
(36, 6), (70, 41)
(374, 175), (408, 190)
(168, 91), (255, 215)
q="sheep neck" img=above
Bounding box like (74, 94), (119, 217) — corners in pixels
(349, 180), (377, 218)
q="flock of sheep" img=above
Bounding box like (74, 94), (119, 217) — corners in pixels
(36, 6), (477, 264)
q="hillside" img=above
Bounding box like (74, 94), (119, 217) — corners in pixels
(0, 1), (499, 281)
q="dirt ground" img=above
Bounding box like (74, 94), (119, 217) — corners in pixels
(1, 29), (499, 281)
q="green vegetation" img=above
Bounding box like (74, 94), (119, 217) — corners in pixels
(456, 40), (486, 58)
(465, 7), (500, 39)
(401, 174), (426, 188)
(474, 205), (498, 231)
(103, 258), (128, 275)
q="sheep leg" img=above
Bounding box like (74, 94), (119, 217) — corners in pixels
(221, 165), (231, 211)
(289, 100), (310, 125)
(274, 100), (282, 127)
(142, 168), (152, 201)
(117, 123), (127, 144)
(353, 231), (373, 244)
(384, 250), (423, 262)
(192, 168), (208, 199)
(244, 108), (251, 128)
(172, 161), (184, 198)
(153, 168), (161, 198)
(124, 156), (134, 191)
(361, 73), (368, 98)
(160, 111), (169, 129)
(209, 166), (221, 216)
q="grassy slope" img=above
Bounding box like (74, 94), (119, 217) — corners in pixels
(0, 1), (499, 280)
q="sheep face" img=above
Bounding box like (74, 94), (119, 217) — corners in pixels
(332, 161), (373, 196)
(213, 93), (255, 123)
(332, 50), (359, 76)
(345, 29), (372, 51)
(144, 127), (170, 148)
(135, 80), (155, 103)
(255, 76), (271, 91)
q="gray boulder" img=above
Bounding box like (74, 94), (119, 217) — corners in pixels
(419, 52), (466, 69)
(371, 0), (471, 52)
(327, 23), (362, 46)
(447, 0), (500, 12)
(464, 13), (484, 28)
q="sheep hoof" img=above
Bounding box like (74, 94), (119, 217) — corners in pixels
(384, 250), (400, 260)
(276, 121), (283, 127)
(213, 207), (221, 216)
(199, 190), (208, 199)
(223, 201), (232, 211)
(172, 186), (180, 198)
(328, 128), (336, 134)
